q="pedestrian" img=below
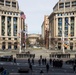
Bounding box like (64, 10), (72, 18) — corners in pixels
(29, 63), (32, 71)
(40, 55), (42, 59)
(49, 58), (52, 65)
(73, 64), (76, 73)
(46, 63), (49, 73)
(44, 58), (47, 65)
(32, 58), (34, 65)
(42, 59), (44, 65)
(14, 58), (16, 63)
(28, 58), (30, 64)
(38, 59), (41, 66)
(40, 69), (44, 75)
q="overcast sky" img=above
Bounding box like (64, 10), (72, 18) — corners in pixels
(18, 0), (59, 34)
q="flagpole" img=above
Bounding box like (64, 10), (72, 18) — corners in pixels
(19, 30), (22, 53)
(62, 0), (65, 54)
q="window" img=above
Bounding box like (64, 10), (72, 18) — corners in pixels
(3, 38), (5, 40)
(58, 18), (62, 37)
(0, 0), (4, 5)
(14, 38), (17, 40)
(70, 13), (74, 15)
(65, 2), (70, 7)
(12, 2), (16, 8)
(4, 12), (6, 14)
(6, 1), (10, 6)
(72, 1), (76, 6)
(8, 38), (11, 40)
(58, 13), (62, 16)
(59, 3), (64, 8)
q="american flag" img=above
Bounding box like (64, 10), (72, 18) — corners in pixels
(20, 12), (26, 19)
(65, 19), (70, 25)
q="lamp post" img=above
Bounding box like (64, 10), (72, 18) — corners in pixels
(19, 30), (22, 53)
(62, 0), (65, 54)
(62, 0), (70, 54)
(19, 30), (26, 53)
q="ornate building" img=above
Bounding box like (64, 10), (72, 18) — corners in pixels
(49, 0), (76, 52)
(41, 15), (49, 49)
(0, 0), (26, 50)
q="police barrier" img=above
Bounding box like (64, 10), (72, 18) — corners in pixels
(16, 53), (35, 58)
(49, 54), (70, 58)
(0, 55), (13, 62)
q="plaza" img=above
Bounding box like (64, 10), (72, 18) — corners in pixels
(0, 48), (76, 75)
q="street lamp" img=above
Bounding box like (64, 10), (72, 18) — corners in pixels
(19, 30), (26, 53)
(62, 0), (70, 54)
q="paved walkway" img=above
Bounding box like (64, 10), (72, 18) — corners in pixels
(0, 49), (76, 75)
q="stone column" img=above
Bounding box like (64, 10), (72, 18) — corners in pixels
(17, 17), (20, 50)
(56, 17), (58, 37)
(11, 17), (13, 37)
(0, 16), (1, 49)
(74, 17), (76, 50)
(74, 17), (76, 37)
(11, 42), (14, 50)
(68, 17), (70, 50)
(17, 17), (20, 36)
(6, 42), (8, 50)
(5, 16), (8, 49)
(11, 17), (14, 50)
(5, 16), (7, 36)
(62, 17), (65, 52)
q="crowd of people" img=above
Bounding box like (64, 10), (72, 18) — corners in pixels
(0, 55), (76, 73)
(27, 55), (64, 73)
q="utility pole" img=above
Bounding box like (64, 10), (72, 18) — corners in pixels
(62, 0), (65, 54)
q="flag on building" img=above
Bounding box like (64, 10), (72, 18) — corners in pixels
(65, 19), (70, 25)
(64, 44), (68, 48)
(25, 33), (28, 39)
(20, 12), (26, 19)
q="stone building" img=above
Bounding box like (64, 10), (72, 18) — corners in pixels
(41, 15), (49, 49)
(49, 0), (76, 52)
(0, 0), (25, 50)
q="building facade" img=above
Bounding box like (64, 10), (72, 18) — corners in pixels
(28, 34), (41, 46)
(0, 0), (25, 50)
(41, 15), (49, 49)
(49, 0), (76, 51)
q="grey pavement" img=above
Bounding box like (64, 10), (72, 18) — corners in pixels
(0, 49), (76, 75)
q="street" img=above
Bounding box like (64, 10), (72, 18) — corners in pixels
(0, 49), (76, 75)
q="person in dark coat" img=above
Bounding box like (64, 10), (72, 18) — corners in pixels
(32, 58), (34, 65)
(42, 59), (44, 65)
(49, 58), (52, 65)
(73, 64), (76, 73)
(44, 58), (47, 65)
(29, 63), (32, 71)
(46, 63), (49, 73)
(14, 58), (16, 63)
(38, 59), (41, 66)
(40, 69), (44, 75)
(28, 58), (30, 64)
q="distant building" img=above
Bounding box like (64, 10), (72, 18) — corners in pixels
(0, 0), (26, 50)
(49, 0), (76, 51)
(41, 15), (49, 49)
(28, 34), (41, 46)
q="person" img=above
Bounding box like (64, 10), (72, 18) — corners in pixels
(44, 58), (47, 65)
(40, 69), (44, 75)
(73, 64), (76, 73)
(38, 59), (41, 66)
(29, 63), (32, 71)
(32, 58), (34, 65)
(46, 63), (49, 73)
(40, 55), (42, 59)
(28, 58), (30, 64)
(14, 58), (16, 63)
(49, 58), (52, 65)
